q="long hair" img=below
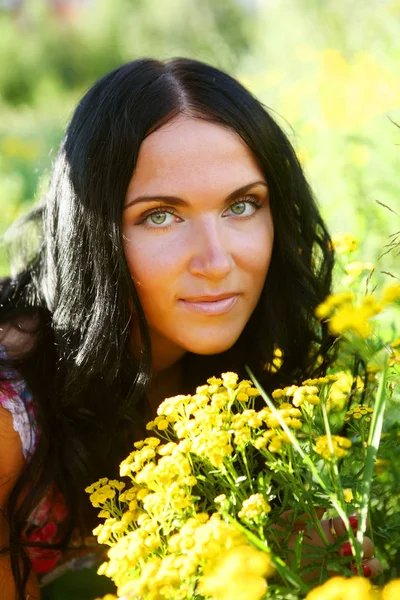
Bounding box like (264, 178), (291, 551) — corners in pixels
(0, 57), (334, 597)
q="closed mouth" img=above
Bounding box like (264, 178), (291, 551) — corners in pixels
(179, 294), (239, 316)
(182, 293), (238, 303)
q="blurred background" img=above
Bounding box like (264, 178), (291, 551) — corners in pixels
(0, 0), (399, 278)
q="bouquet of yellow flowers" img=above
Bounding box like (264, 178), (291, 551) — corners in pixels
(88, 234), (400, 600)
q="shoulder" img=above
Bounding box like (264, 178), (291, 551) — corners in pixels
(0, 404), (25, 484)
(0, 319), (38, 462)
(0, 405), (25, 526)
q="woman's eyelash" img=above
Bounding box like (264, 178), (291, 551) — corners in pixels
(138, 196), (263, 228)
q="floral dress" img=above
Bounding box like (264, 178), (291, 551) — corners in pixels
(0, 347), (106, 588)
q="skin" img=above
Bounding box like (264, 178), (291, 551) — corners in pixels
(122, 114), (382, 579)
(0, 326), (41, 598)
(0, 407), (41, 599)
(282, 510), (382, 579)
(123, 115), (274, 374)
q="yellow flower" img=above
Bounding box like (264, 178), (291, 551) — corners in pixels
(292, 385), (320, 407)
(316, 435), (352, 460)
(85, 477), (109, 494)
(221, 371), (239, 388)
(343, 488), (354, 503)
(207, 376), (223, 386)
(191, 430), (233, 467)
(211, 391), (230, 409)
(93, 520), (115, 544)
(89, 485), (116, 508)
(331, 233), (358, 254)
(389, 347), (400, 367)
(328, 295), (381, 338)
(238, 493), (271, 521)
(345, 261), (374, 278)
(315, 292), (355, 319)
(305, 576), (378, 600)
(382, 579), (400, 600)
(268, 438), (282, 453)
(381, 282), (400, 305)
(344, 404), (373, 422)
(198, 545), (274, 600)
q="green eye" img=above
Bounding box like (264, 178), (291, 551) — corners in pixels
(150, 212), (167, 225)
(231, 202), (247, 215)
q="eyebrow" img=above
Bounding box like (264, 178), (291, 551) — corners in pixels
(124, 180), (268, 210)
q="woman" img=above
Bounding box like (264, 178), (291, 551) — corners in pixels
(0, 58), (380, 599)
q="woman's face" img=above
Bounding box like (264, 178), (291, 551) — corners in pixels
(123, 116), (274, 371)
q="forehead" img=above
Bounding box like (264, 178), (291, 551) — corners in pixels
(126, 116), (265, 199)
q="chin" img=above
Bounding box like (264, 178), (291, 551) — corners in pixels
(185, 335), (240, 356)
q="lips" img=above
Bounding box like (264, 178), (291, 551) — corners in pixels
(182, 293), (238, 302)
(180, 293), (239, 316)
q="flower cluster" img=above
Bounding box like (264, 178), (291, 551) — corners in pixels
(315, 282), (400, 339)
(315, 435), (352, 460)
(331, 232), (358, 254)
(86, 369), (359, 600)
(238, 493), (271, 521)
(147, 373), (305, 459)
(344, 404), (373, 422)
(305, 576), (400, 600)
(88, 356), (399, 599)
(88, 237), (400, 600)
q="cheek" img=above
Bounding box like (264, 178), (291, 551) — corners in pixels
(236, 219), (274, 280)
(123, 237), (182, 293)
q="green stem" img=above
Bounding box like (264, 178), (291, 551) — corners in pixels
(240, 449), (255, 494)
(246, 367), (351, 543)
(356, 357), (388, 573)
(223, 513), (310, 595)
(320, 400), (360, 563)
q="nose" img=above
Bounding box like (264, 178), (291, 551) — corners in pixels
(187, 216), (234, 280)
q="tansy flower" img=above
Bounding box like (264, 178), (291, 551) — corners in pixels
(85, 477), (109, 494)
(331, 232), (358, 254)
(334, 303), (380, 337)
(191, 430), (233, 467)
(198, 545), (274, 600)
(315, 292), (355, 320)
(89, 485), (116, 508)
(292, 385), (320, 407)
(97, 509), (110, 519)
(305, 576), (378, 600)
(302, 375), (331, 385)
(316, 435), (352, 460)
(389, 348), (400, 367)
(343, 488), (354, 503)
(328, 371), (362, 411)
(238, 493), (271, 521)
(382, 579), (400, 600)
(221, 371), (239, 389)
(381, 282), (400, 305)
(345, 261), (374, 278)
(344, 404), (373, 422)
